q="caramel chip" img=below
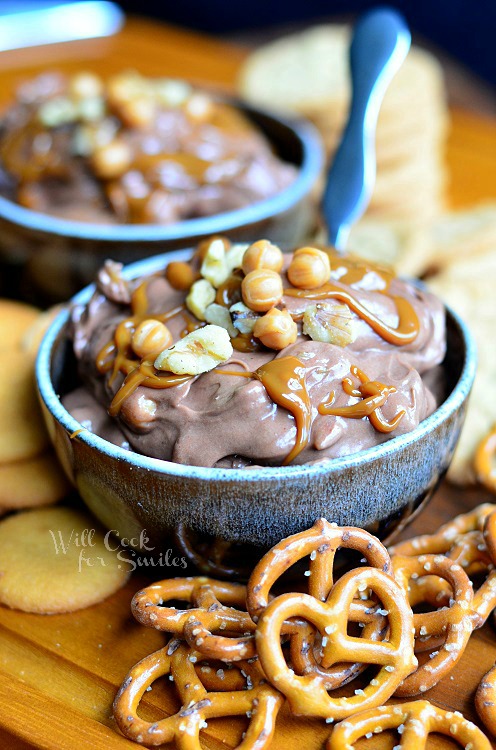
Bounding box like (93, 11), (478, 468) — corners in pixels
(0, 507), (131, 613)
(0, 350), (49, 463)
(0, 453), (70, 511)
(0, 300), (41, 352)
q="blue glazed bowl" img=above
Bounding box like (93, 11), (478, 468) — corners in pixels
(0, 103), (323, 305)
(36, 250), (476, 559)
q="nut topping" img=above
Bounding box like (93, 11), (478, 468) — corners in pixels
(154, 325), (233, 375)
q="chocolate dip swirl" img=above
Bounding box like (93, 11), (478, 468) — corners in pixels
(64, 243), (446, 468)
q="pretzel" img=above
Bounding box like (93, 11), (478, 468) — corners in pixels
(113, 640), (284, 749)
(389, 503), (496, 558)
(246, 518), (394, 691)
(247, 518), (392, 621)
(327, 700), (492, 750)
(483, 509), (496, 567)
(255, 566), (416, 720)
(132, 577), (257, 661)
(391, 554), (474, 696)
(391, 506), (496, 630)
(476, 664), (496, 738)
(475, 427), (496, 494)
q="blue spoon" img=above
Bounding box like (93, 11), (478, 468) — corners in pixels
(323, 7), (411, 252)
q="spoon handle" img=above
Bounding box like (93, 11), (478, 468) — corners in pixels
(323, 8), (411, 252)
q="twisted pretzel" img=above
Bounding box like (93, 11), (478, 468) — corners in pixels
(255, 567), (416, 720)
(392, 553), (474, 696)
(475, 427), (496, 494)
(132, 577), (256, 661)
(247, 518), (392, 621)
(113, 640), (284, 749)
(392, 510), (496, 630)
(476, 664), (496, 739)
(327, 700), (492, 750)
(390, 504), (496, 558)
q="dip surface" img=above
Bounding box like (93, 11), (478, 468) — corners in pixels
(0, 72), (296, 225)
(64, 240), (446, 468)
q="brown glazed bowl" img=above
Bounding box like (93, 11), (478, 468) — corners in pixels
(36, 249), (476, 568)
(0, 103), (323, 305)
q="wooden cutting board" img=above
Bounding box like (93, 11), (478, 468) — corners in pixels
(0, 15), (496, 750)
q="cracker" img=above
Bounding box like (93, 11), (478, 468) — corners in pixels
(20, 305), (62, 357)
(0, 507), (131, 613)
(0, 300), (41, 352)
(0, 350), (49, 463)
(239, 25), (448, 226)
(428, 252), (496, 484)
(0, 452), (70, 511)
(347, 218), (433, 278)
(426, 203), (496, 271)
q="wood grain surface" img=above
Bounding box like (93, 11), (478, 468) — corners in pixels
(0, 14), (495, 750)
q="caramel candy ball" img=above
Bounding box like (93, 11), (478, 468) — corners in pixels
(91, 139), (132, 179)
(132, 320), (172, 359)
(165, 261), (198, 291)
(241, 269), (284, 312)
(241, 240), (284, 275)
(253, 308), (297, 350)
(287, 247), (331, 289)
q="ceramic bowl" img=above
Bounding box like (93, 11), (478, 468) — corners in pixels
(36, 250), (476, 561)
(0, 103), (323, 305)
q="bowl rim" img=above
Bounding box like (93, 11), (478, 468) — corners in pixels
(0, 106), (323, 243)
(36, 248), (477, 483)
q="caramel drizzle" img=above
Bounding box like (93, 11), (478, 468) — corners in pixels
(108, 361), (189, 417)
(318, 365), (406, 433)
(324, 252), (395, 288)
(219, 357), (312, 466)
(254, 357), (312, 465)
(284, 283), (419, 346)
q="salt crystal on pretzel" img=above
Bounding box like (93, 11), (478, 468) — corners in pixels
(327, 699), (492, 749)
(255, 566), (416, 719)
(113, 640), (284, 749)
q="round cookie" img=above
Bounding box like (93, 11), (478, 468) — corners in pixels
(21, 306), (62, 358)
(0, 452), (70, 511)
(0, 300), (41, 352)
(0, 350), (49, 463)
(0, 507), (131, 613)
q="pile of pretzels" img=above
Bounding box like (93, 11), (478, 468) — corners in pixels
(113, 506), (496, 750)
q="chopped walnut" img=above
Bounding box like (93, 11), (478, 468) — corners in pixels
(96, 260), (131, 305)
(303, 303), (356, 346)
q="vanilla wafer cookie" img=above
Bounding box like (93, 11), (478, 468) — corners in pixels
(0, 350), (50, 463)
(0, 507), (130, 613)
(0, 300), (41, 352)
(0, 453), (70, 511)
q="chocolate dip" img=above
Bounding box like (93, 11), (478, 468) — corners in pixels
(0, 72), (296, 224)
(63, 241), (446, 468)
